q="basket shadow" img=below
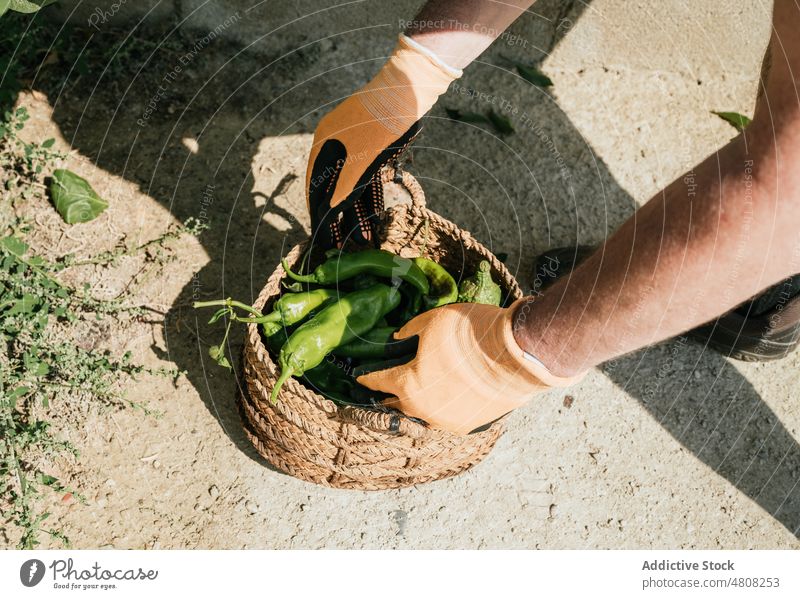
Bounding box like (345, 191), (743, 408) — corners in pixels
(29, 0), (800, 534)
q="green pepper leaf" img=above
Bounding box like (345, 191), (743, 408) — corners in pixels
(208, 344), (231, 369)
(487, 110), (515, 135)
(1, 235), (29, 256)
(445, 108), (489, 124)
(515, 64), (553, 87)
(49, 169), (109, 224)
(9, 0), (58, 13)
(712, 111), (751, 132)
(208, 308), (229, 324)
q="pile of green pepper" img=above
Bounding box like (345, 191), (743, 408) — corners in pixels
(194, 248), (503, 407)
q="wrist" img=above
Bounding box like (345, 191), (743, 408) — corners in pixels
(510, 297), (587, 379)
(357, 34), (461, 135)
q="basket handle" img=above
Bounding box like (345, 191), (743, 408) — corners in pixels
(381, 166), (426, 210)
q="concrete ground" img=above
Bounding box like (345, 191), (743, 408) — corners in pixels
(16, 0), (800, 548)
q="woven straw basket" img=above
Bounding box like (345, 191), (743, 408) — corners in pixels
(239, 167), (523, 490)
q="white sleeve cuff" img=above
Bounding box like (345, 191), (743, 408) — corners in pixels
(399, 33), (463, 79)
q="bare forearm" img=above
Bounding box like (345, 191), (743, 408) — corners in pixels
(405, 0), (537, 69)
(514, 2), (800, 377)
(515, 130), (800, 376)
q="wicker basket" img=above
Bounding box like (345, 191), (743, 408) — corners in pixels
(239, 167), (523, 490)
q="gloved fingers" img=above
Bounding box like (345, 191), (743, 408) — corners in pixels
(356, 357), (414, 394)
(352, 355), (414, 378)
(392, 302), (494, 342)
(308, 138), (347, 249)
(339, 175), (383, 246)
(307, 143), (386, 248)
(391, 308), (441, 341)
(327, 120), (422, 210)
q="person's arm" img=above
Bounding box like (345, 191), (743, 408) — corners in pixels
(512, 0), (800, 377)
(307, 0), (539, 247)
(405, 0), (536, 68)
(360, 0), (800, 434)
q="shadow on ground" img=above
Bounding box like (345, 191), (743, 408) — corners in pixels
(20, 0), (800, 536)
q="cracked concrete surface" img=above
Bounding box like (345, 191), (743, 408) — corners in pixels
(22, 0), (800, 548)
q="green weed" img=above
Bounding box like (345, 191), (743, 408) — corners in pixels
(0, 97), (204, 548)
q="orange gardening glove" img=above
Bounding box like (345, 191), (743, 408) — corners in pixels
(306, 34), (461, 248)
(357, 300), (585, 435)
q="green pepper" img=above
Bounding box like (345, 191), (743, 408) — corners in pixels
(458, 260), (502, 306)
(195, 289), (337, 337)
(263, 326), (288, 354)
(334, 326), (418, 358)
(282, 249), (429, 295)
(303, 355), (354, 398)
(396, 285), (423, 323)
(270, 283), (402, 402)
(413, 257), (458, 309)
(259, 288), (338, 336)
(352, 273), (381, 290)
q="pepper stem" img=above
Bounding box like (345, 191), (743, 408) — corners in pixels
(234, 311), (281, 324)
(282, 259), (315, 283)
(270, 366), (294, 403)
(261, 322), (282, 338)
(193, 299), (264, 318)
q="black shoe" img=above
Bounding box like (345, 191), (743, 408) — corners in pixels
(689, 276), (800, 361)
(533, 246), (800, 362)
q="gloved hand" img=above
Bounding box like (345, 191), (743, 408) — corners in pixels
(306, 34), (461, 248)
(357, 300), (584, 435)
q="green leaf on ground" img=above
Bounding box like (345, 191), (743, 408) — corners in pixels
(445, 108), (489, 124)
(515, 64), (553, 87)
(487, 110), (515, 134)
(9, 0), (58, 13)
(1, 235), (29, 256)
(49, 169), (109, 224)
(7, 293), (38, 315)
(712, 111), (751, 132)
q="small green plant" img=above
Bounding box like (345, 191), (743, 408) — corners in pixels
(0, 107), (65, 198)
(0, 101), (205, 548)
(0, 222), (204, 548)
